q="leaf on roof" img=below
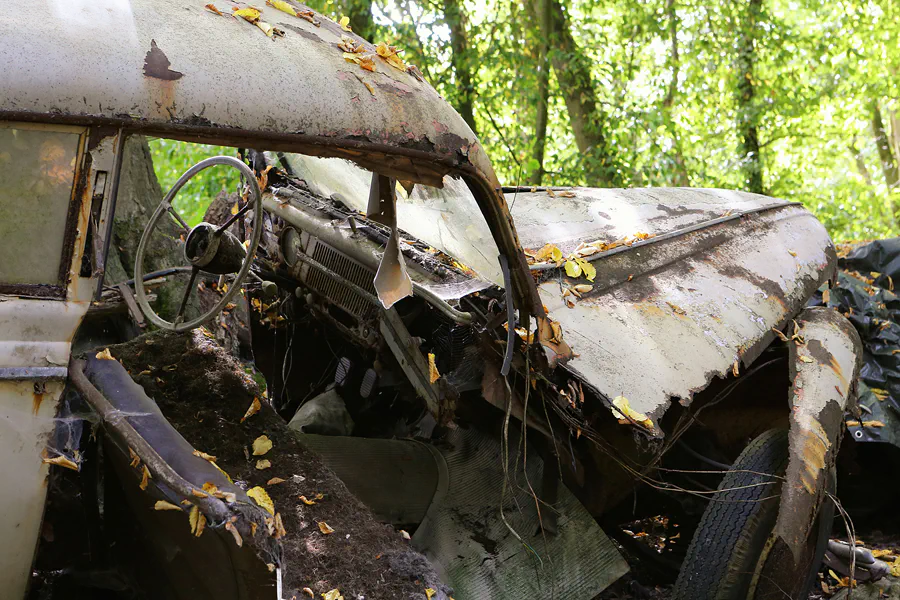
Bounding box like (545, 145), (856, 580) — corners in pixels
(375, 42), (406, 71)
(339, 15), (352, 31)
(233, 7), (261, 22)
(266, 0), (297, 16)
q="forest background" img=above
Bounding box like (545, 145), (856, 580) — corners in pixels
(151, 0), (900, 241)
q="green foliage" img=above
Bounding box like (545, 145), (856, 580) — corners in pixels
(147, 138), (241, 227)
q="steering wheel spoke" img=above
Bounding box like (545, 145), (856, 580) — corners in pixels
(133, 156), (264, 332)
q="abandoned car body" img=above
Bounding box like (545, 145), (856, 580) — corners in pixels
(0, 2), (862, 599)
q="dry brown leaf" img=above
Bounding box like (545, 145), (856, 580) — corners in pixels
(42, 455), (79, 471)
(846, 420), (886, 428)
(299, 495), (316, 505)
(343, 52), (376, 72)
(154, 500), (183, 512)
(252, 435), (273, 456)
(732, 359), (739, 377)
(233, 7), (261, 22)
(274, 512), (287, 539)
(428, 353), (440, 384)
(399, 529), (411, 540)
(193, 449), (217, 462)
(375, 41), (406, 70)
(241, 397), (262, 422)
(772, 327), (790, 342)
(139, 465), (151, 490)
(318, 521), (335, 535)
(267, 477), (286, 485)
(128, 447), (140, 468)
(225, 519), (243, 547)
(189, 505), (206, 537)
(96, 348), (115, 360)
(666, 301), (686, 316)
(205, 3), (225, 16)
(303, 588), (315, 598)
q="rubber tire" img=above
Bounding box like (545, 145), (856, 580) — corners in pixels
(672, 429), (823, 600)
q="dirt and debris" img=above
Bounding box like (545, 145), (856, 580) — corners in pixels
(107, 329), (449, 600)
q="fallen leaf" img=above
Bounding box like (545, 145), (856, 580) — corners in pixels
(274, 512), (287, 538)
(241, 397), (262, 422)
(822, 288), (831, 304)
(139, 465), (151, 490)
(611, 396), (654, 429)
(202, 482), (219, 495)
(233, 7), (261, 22)
(531, 243), (563, 264)
(315, 493), (324, 500)
(573, 284), (593, 294)
(303, 587), (314, 598)
(299, 495), (317, 505)
(339, 15), (351, 31)
(225, 519), (243, 546)
(96, 348), (115, 360)
(666, 301), (686, 315)
(193, 450), (217, 462)
(266, 0), (297, 16)
(564, 260), (582, 278)
(554, 190), (576, 198)
(799, 355), (814, 363)
(375, 41), (406, 70)
(267, 477), (286, 485)
(323, 590), (344, 600)
(129, 447), (141, 468)
(191, 488), (209, 498)
(248, 486), (276, 515)
(154, 500), (183, 511)
(772, 327), (790, 342)
(318, 521), (335, 535)
(788, 250), (797, 257)
(42, 455), (79, 471)
(428, 353), (440, 384)
(252, 435), (273, 456)
(343, 51), (376, 72)
(189, 505), (206, 536)
(577, 258), (596, 281)
(846, 420), (886, 428)
(205, 3), (224, 16)
(400, 529), (411, 540)
(425, 589), (436, 600)
(256, 21), (284, 37)
(732, 359), (739, 377)
(256, 459), (272, 470)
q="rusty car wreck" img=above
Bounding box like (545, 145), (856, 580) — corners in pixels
(0, 2), (863, 599)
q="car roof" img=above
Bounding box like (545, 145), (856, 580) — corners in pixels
(0, 0), (496, 187)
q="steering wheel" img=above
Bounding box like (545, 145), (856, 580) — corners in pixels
(134, 156), (263, 332)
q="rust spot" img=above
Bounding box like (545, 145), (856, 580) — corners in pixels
(143, 40), (183, 81)
(32, 392), (43, 415)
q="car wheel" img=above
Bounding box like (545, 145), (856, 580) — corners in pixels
(672, 429), (834, 600)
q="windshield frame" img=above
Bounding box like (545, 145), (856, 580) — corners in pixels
(0, 122), (89, 300)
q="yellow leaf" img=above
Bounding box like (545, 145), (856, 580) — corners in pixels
(428, 353), (440, 384)
(323, 590), (344, 600)
(425, 589), (436, 599)
(577, 258), (596, 282)
(252, 435), (273, 456)
(339, 15), (351, 31)
(42, 455), (79, 471)
(343, 52), (376, 72)
(788, 250), (797, 257)
(128, 447), (140, 468)
(611, 396), (654, 429)
(242, 397), (262, 422)
(564, 260), (582, 278)
(154, 500), (183, 511)
(822, 288), (831, 303)
(299, 495), (317, 505)
(189, 505), (206, 536)
(202, 482), (218, 494)
(846, 420), (886, 428)
(225, 519), (243, 546)
(266, 0), (297, 16)
(248, 486), (275, 515)
(267, 477), (286, 485)
(233, 7), (261, 22)
(231, 202), (239, 215)
(96, 348), (115, 360)
(531, 243), (563, 264)
(256, 459), (272, 470)
(192, 449), (217, 462)
(799, 355), (814, 363)
(256, 21), (282, 37)
(139, 465), (151, 490)
(318, 521), (335, 535)
(375, 41), (406, 70)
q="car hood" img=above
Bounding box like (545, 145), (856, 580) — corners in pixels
(506, 187), (836, 432)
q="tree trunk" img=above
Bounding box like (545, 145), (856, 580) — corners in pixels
(734, 0), (763, 194)
(848, 139), (873, 186)
(663, 0), (689, 186)
(871, 99), (900, 191)
(443, 0), (477, 135)
(342, 0), (376, 42)
(539, 0), (619, 186)
(529, 0), (551, 185)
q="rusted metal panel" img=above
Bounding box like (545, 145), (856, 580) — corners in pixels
(0, 1), (496, 187)
(529, 188), (837, 429)
(775, 307), (861, 561)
